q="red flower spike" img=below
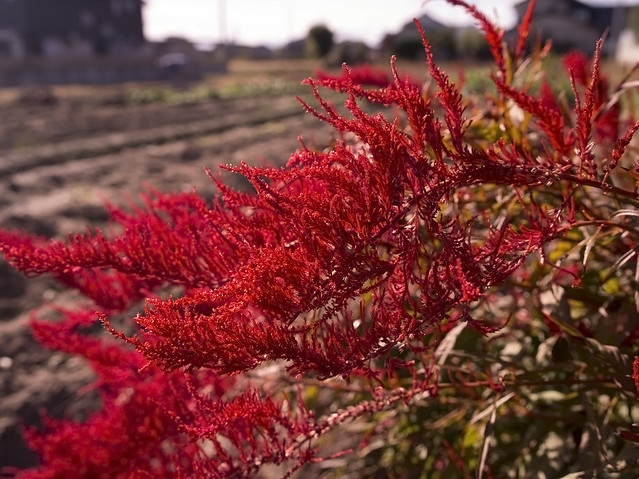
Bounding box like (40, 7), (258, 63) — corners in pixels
(414, 19), (467, 153)
(444, 0), (505, 77)
(564, 47), (620, 146)
(515, 0), (536, 64)
(572, 39), (603, 178)
(494, 78), (572, 156)
(563, 50), (590, 88)
(21, 311), (320, 478)
(3, 1), (639, 476)
(314, 64), (393, 89)
(606, 119), (639, 178)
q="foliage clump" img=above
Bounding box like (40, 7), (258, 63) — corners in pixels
(306, 24), (335, 59)
(3, 0), (639, 477)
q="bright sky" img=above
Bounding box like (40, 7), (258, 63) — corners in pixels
(143, 0), (522, 48)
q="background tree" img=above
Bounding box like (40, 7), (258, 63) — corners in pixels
(305, 24), (334, 58)
(626, 6), (639, 40)
(326, 41), (371, 66)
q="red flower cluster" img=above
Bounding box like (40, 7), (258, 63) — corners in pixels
(3, 0), (639, 476)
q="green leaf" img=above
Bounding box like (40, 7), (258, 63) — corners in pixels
(463, 423), (482, 450)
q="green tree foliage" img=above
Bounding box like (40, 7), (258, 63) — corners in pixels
(626, 6), (639, 39)
(306, 24), (334, 58)
(327, 41), (371, 66)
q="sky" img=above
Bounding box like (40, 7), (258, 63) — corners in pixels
(142, 0), (522, 48)
(143, 0), (639, 49)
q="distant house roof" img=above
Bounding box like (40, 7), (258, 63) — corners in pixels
(383, 14), (457, 60)
(511, 0), (625, 55)
(399, 14), (449, 38)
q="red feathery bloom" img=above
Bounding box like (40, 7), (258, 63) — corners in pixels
(2, 1), (639, 476)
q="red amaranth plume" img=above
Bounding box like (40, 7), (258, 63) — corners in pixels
(563, 50), (590, 87)
(494, 77), (573, 156)
(514, 0), (536, 63)
(445, 0), (505, 76)
(5, 58), (559, 380)
(571, 40), (603, 177)
(314, 64), (395, 89)
(564, 47), (620, 146)
(0, 189), (244, 289)
(20, 310), (319, 478)
(0, 11), (591, 380)
(3, 1), (639, 476)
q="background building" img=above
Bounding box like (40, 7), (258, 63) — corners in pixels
(512, 0), (626, 56)
(0, 0), (145, 59)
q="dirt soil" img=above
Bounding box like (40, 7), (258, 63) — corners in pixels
(0, 72), (340, 471)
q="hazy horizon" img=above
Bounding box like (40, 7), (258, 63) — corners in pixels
(142, 0), (520, 48)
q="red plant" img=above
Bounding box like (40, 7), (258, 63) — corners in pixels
(3, 1), (639, 476)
